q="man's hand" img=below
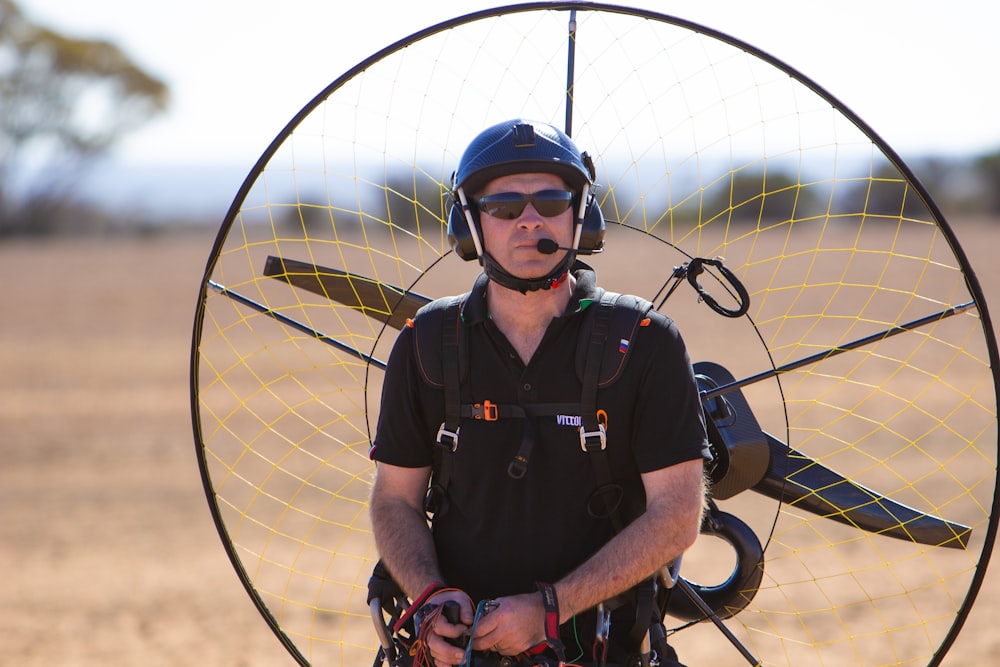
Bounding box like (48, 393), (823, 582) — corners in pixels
(468, 591), (546, 656)
(422, 590), (474, 667)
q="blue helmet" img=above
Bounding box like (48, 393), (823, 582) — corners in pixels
(447, 119), (605, 262)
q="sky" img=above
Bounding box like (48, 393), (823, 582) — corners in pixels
(15, 0), (1000, 216)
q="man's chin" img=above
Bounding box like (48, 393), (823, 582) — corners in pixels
(510, 262), (558, 280)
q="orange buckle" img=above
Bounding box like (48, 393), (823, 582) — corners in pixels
(473, 400), (499, 421)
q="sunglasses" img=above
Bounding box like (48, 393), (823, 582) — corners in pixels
(477, 189), (575, 220)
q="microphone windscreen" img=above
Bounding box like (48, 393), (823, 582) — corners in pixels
(536, 238), (560, 255)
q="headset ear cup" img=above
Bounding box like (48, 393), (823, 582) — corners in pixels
(447, 198), (480, 261)
(577, 194), (606, 254)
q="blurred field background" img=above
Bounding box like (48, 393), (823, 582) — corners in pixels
(0, 219), (998, 666)
(3, 0), (1000, 664)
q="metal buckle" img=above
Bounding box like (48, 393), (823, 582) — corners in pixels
(579, 423), (607, 452)
(436, 423), (459, 452)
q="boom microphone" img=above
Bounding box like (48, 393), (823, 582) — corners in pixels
(536, 239), (575, 255)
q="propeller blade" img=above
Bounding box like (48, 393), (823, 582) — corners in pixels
(263, 255), (431, 330)
(753, 433), (972, 549)
(696, 361), (972, 550)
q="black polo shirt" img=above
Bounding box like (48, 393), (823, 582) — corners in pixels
(371, 263), (710, 604)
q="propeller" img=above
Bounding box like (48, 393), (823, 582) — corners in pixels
(256, 255), (972, 551)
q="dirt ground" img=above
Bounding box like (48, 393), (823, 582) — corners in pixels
(2, 224), (999, 666)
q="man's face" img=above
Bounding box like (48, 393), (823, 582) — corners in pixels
(478, 172), (575, 279)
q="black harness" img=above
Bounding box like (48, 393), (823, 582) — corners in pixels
(370, 258), (760, 667)
(410, 286), (663, 658)
(415, 288), (653, 528)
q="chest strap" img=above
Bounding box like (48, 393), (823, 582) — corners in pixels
(444, 400), (584, 479)
(427, 290), (650, 527)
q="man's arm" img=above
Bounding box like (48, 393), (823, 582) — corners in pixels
(370, 462), (441, 599)
(555, 458), (706, 617)
(371, 462), (477, 667)
(470, 458), (706, 655)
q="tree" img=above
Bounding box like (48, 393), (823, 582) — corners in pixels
(697, 165), (817, 227)
(0, 0), (169, 234)
(973, 150), (1000, 215)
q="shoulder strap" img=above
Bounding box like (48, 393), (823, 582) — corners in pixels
(578, 292), (661, 652)
(412, 294), (467, 388)
(579, 292), (620, 535)
(411, 295), (465, 518)
(575, 290), (654, 387)
(437, 296), (463, 452)
(579, 291), (654, 532)
(578, 291), (648, 533)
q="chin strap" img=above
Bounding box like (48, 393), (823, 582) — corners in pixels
(480, 250), (575, 294)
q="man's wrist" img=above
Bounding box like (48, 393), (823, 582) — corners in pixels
(393, 580), (445, 633)
(536, 582), (566, 662)
(413, 580), (446, 608)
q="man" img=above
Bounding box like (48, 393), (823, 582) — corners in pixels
(369, 119), (710, 667)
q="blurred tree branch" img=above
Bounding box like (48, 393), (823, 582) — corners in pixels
(0, 0), (168, 234)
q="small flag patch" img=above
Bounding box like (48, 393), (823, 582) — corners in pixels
(619, 338), (630, 353)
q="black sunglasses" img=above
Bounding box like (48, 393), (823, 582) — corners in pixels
(477, 189), (575, 220)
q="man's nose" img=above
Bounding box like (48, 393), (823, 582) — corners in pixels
(517, 203), (544, 226)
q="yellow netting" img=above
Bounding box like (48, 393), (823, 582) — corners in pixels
(192, 8), (997, 666)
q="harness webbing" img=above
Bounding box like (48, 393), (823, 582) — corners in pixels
(427, 296), (463, 517)
(579, 292), (624, 533)
(578, 293), (656, 649)
(439, 296), (463, 450)
(426, 290), (652, 515)
(420, 286), (659, 662)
